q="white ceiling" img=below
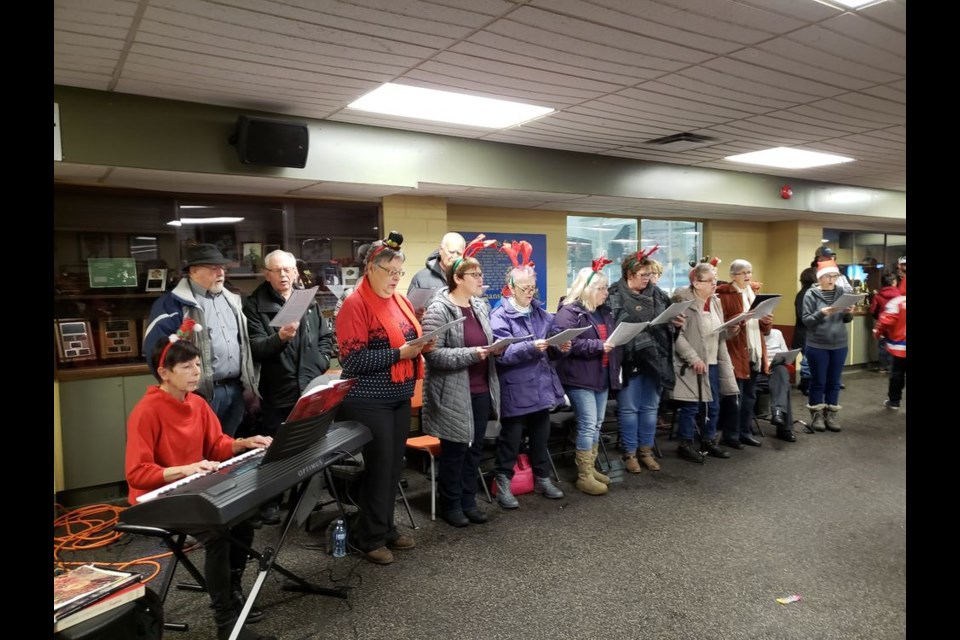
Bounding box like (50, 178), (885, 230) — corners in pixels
(53, 0), (906, 220)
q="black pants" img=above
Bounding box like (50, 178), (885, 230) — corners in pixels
(438, 393), (490, 514)
(200, 522), (254, 637)
(759, 364), (794, 430)
(888, 355), (907, 402)
(725, 371), (758, 440)
(336, 396), (410, 552)
(495, 409), (551, 480)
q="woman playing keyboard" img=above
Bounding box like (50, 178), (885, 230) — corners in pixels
(125, 320), (274, 640)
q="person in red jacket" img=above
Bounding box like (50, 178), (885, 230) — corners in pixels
(870, 272), (901, 373)
(896, 255), (907, 295)
(126, 325), (273, 640)
(873, 294), (906, 409)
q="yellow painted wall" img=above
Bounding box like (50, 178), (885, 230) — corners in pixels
(382, 195), (449, 293)
(54, 381), (64, 494)
(448, 205), (568, 310)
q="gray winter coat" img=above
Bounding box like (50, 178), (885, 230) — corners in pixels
(802, 286), (853, 350)
(407, 250), (447, 299)
(421, 289), (501, 444)
(669, 287), (738, 403)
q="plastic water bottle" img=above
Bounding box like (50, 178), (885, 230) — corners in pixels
(332, 519), (347, 558)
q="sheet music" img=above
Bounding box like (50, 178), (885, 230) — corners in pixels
(485, 335), (533, 350)
(269, 286), (319, 327)
(711, 312), (754, 334)
(606, 321), (649, 347)
(405, 316), (465, 346)
(750, 296), (782, 318)
(831, 292), (867, 310)
(544, 326), (590, 346)
(770, 348), (801, 367)
(650, 299), (695, 325)
(407, 287), (440, 313)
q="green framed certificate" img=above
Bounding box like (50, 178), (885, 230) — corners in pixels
(88, 258), (138, 288)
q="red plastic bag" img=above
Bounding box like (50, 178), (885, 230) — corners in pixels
(490, 453), (535, 496)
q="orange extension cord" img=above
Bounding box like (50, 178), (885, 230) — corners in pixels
(53, 503), (187, 583)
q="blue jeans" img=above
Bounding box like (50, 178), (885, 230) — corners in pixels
(799, 345), (811, 380)
(566, 387), (610, 451)
(208, 380), (245, 437)
(677, 364), (720, 441)
(805, 345), (847, 406)
(617, 371), (661, 451)
(877, 338), (893, 370)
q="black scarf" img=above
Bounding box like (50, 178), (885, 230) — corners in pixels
(611, 278), (676, 389)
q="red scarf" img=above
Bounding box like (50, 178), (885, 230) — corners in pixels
(356, 276), (423, 383)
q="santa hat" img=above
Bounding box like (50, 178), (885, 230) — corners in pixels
(816, 259), (840, 280)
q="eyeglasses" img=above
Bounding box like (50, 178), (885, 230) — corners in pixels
(265, 267), (297, 275)
(822, 274), (840, 280)
(463, 272), (484, 279)
(733, 271), (753, 276)
(696, 279), (717, 285)
(633, 271), (652, 279)
(515, 285), (536, 294)
(376, 264), (406, 278)
(441, 247), (463, 256)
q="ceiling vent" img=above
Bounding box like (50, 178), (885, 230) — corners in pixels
(643, 132), (721, 152)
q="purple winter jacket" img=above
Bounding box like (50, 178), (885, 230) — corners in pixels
(553, 301), (622, 393)
(489, 299), (566, 419)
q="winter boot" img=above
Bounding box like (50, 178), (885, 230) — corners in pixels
(575, 450), (608, 495)
(637, 446), (661, 471)
(622, 452), (642, 474)
(677, 439), (705, 464)
(590, 444), (610, 484)
(808, 404), (826, 432)
(534, 475), (564, 499)
(494, 474), (519, 509)
(824, 404), (843, 432)
(701, 436), (731, 459)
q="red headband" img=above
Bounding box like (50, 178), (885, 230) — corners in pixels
(159, 318), (202, 369)
(451, 234), (498, 274)
(500, 241), (535, 297)
(368, 231), (403, 264)
(625, 243), (660, 269)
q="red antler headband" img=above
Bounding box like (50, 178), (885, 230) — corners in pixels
(586, 255), (613, 285)
(500, 240), (535, 296)
(159, 317), (202, 369)
(451, 234), (498, 274)
(625, 243), (660, 270)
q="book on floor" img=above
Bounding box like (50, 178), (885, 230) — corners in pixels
(54, 581), (146, 632)
(54, 564), (142, 623)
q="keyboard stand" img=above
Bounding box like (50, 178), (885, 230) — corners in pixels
(224, 470), (349, 640)
(113, 525), (208, 632)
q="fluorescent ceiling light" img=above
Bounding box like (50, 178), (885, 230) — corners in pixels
(828, 0), (885, 9)
(725, 147), (854, 169)
(167, 217), (245, 226)
(347, 83), (554, 128)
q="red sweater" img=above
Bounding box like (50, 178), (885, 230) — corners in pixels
(874, 296), (906, 358)
(125, 386), (235, 505)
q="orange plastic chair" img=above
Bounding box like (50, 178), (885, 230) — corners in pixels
(405, 435), (441, 520)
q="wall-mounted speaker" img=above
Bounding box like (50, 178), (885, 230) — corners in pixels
(230, 115), (309, 168)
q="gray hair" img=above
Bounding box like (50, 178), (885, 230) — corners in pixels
(263, 249), (296, 269)
(729, 259), (752, 275)
(690, 262), (716, 284)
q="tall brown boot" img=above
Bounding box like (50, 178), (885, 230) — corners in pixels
(590, 444), (610, 484)
(637, 446), (660, 471)
(622, 452), (642, 474)
(575, 451), (608, 495)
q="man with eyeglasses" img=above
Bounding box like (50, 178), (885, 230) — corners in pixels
(144, 243), (260, 438)
(407, 232), (466, 302)
(243, 249), (335, 524)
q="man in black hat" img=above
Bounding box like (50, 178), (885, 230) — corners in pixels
(143, 243), (259, 437)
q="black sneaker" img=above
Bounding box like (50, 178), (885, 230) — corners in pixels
(883, 400), (900, 410)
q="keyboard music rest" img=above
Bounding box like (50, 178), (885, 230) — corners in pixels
(121, 421), (371, 533)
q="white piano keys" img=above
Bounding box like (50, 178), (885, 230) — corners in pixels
(136, 447), (266, 503)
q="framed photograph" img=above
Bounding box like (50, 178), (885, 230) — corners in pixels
(145, 268), (167, 292)
(242, 242), (263, 270)
(79, 233), (111, 261)
(301, 238), (332, 263)
(199, 226), (238, 264)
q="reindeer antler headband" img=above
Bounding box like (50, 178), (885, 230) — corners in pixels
(451, 234), (498, 274)
(500, 240), (536, 296)
(624, 243), (660, 270)
(586, 255), (613, 285)
(159, 317), (203, 369)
